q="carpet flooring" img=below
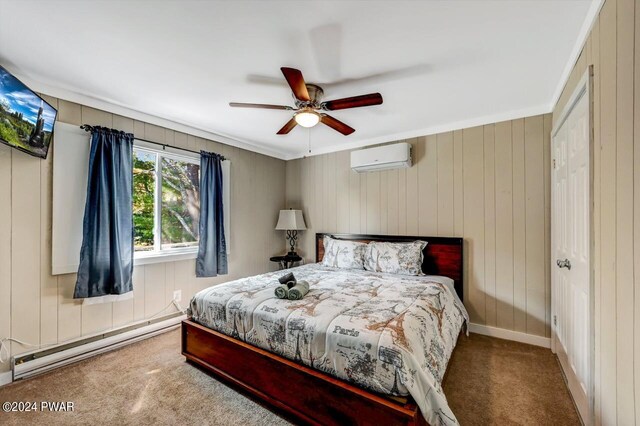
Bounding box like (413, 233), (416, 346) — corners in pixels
(0, 329), (580, 425)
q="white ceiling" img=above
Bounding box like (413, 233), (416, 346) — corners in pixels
(0, 0), (597, 159)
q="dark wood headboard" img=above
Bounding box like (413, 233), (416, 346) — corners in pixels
(316, 233), (464, 302)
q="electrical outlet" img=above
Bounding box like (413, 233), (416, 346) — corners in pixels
(173, 290), (182, 302)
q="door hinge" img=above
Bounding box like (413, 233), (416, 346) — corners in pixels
(553, 159), (556, 169)
(553, 315), (557, 326)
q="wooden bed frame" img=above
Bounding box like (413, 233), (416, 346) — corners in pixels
(182, 233), (464, 426)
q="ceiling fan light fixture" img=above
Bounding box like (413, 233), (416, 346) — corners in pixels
(230, 68), (383, 135)
(294, 109), (320, 128)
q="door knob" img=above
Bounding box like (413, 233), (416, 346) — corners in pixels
(556, 258), (571, 270)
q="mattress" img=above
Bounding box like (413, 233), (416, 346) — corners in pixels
(189, 263), (468, 425)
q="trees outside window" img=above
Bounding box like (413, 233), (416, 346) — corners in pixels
(132, 147), (200, 255)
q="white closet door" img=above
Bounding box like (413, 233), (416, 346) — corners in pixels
(552, 84), (591, 424)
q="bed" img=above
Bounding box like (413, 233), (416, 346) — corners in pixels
(182, 233), (466, 425)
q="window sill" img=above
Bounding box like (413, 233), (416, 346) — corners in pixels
(134, 249), (198, 266)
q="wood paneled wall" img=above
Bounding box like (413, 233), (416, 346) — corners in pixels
(285, 113), (552, 337)
(0, 98), (286, 374)
(552, 0), (639, 423)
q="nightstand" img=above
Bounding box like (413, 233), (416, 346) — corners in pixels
(270, 254), (303, 270)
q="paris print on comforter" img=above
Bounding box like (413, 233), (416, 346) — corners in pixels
(189, 263), (469, 425)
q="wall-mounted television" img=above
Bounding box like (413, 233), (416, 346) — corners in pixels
(0, 65), (57, 159)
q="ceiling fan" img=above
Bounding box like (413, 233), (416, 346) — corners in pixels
(229, 67), (383, 136)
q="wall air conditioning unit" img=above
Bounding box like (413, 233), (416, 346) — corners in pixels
(350, 142), (412, 172)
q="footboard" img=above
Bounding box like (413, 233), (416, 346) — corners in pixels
(182, 319), (427, 426)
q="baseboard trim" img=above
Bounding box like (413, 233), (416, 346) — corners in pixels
(469, 323), (551, 348)
(0, 371), (12, 387)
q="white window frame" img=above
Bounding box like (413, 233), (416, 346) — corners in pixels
(133, 140), (202, 265)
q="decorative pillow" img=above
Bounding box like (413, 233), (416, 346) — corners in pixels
(322, 237), (367, 269)
(321, 235), (335, 266)
(364, 241), (427, 275)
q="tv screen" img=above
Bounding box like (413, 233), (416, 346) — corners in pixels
(0, 66), (57, 159)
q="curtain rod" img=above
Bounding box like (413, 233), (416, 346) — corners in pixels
(80, 124), (226, 160)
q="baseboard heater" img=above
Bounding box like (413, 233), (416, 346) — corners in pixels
(12, 312), (185, 382)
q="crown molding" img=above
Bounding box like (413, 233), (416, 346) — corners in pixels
(2, 66), (290, 160)
(287, 103), (551, 160)
(549, 0), (604, 110)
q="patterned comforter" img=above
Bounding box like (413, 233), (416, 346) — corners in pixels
(189, 263), (468, 425)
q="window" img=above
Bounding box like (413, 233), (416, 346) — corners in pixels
(51, 125), (230, 275)
(133, 142), (201, 258)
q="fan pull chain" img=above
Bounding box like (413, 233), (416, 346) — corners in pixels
(308, 128), (311, 154)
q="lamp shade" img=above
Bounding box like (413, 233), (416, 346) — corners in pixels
(294, 110), (320, 128)
(275, 209), (306, 230)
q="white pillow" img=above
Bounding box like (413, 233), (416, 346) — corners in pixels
(322, 237), (367, 269)
(364, 241), (427, 276)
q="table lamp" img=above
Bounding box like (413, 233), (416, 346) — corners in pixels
(275, 209), (306, 256)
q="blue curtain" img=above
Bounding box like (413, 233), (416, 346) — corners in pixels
(74, 127), (134, 298)
(196, 151), (228, 277)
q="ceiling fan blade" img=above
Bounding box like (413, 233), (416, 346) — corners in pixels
(229, 102), (293, 110)
(322, 93), (383, 111)
(281, 67), (311, 102)
(277, 117), (298, 135)
(321, 114), (355, 135)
